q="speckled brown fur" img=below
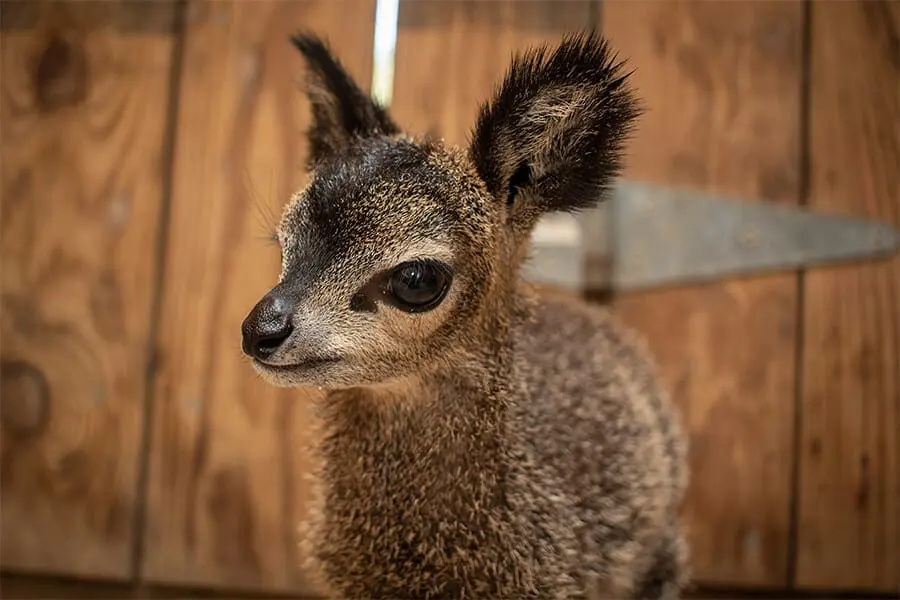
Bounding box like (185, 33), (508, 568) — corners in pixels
(242, 31), (689, 599)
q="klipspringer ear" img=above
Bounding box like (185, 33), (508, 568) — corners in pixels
(291, 33), (400, 169)
(469, 31), (641, 221)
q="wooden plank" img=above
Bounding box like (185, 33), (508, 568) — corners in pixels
(0, 1), (177, 579)
(0, 573), (315, 600)
(795, 1), (900, 591)
(7, 575), (884, 600)
(8, 574), (816, 600)
(603, 0), (804, 587)
(5, 574), (898, 600)
(392, 0), (599, 147)
(0, 573), (321, 600)
(141, 1), (375, 593)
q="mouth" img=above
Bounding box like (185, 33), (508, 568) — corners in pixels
(252, 356), (343, 372)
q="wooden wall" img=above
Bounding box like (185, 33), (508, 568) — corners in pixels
(1, 0), (897, 596)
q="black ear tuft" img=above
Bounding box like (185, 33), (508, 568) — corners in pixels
(469, 31), (641, 217)
(290, 32), (400, 168)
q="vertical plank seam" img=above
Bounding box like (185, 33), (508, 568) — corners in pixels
(129, 0), (190, 583)
(787, 0), (814, 589)
(588, 0), (618, 307)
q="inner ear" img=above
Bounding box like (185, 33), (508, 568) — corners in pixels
(468, 32), (641, 218)
(506, 161), (532, 206)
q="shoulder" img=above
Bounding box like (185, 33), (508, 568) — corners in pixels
(516, 284), (643, 356)
(512, 283), (666, 413)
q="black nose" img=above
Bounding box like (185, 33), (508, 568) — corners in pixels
(241, 292), (294, 360)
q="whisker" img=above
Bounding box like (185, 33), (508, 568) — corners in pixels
(243, 168), (281, 246)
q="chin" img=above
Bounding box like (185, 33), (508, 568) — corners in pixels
(250, 358), (381, 389)
(250, 358), (338, 388)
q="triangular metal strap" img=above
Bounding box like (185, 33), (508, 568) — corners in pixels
(523, 179), (900, 292)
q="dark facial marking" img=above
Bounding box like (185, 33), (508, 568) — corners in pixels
(302, 138), (459, 261)
(349, 291), (377, 313)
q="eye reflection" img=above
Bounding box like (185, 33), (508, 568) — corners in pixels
(387, 259), (451, 312)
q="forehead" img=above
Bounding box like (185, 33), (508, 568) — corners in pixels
(280, 138), (468, 261)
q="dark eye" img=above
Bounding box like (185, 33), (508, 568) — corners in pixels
(387, 260), (451, 312)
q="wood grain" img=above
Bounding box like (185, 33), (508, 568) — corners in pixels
(0, 572), (309, 600)
(603, 0), (803, 587)
(1, 573), (822, 600)
(0, 1), (177, 579)
(795, 1), (899, 591)
(141, 1), (375, 593)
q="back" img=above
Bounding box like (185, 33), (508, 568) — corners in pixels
(509, 285), (688, 592)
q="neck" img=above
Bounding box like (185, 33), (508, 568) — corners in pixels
(319, 355), (509, 459)
(312, 365), (511, 571)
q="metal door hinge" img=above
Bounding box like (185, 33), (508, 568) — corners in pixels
(524, 180), (900, 292)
